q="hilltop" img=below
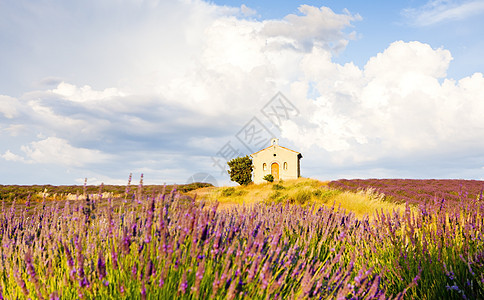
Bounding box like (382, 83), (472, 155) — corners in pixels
(187, 177), (408, 219)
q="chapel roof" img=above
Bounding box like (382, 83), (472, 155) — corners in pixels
(250, 145), (302, 157)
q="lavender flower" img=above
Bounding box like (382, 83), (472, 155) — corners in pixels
(14, 267), (29, 296)
(111, 243), (118, 269)
(141, 283), (147, 300)
(179, 272), (188, 295)
(97, 250), (107, 280)
(131, 263), (138, 279)
(125, 173), (132, 200)
(25, 250), (37, 284)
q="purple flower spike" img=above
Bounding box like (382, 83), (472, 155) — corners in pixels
(111, 243), (118, 269)
(14, 269), (29, 296)
(97, 250), (107, 280)
(25, 250), (38, 284)
(122, 229), (132, 254)
(49, 292), (60, 300)
(179, 272), (188, 295)
(131, 264), (138, 279)
(79, 277), (89, 288)
(141, 283), (147, 300)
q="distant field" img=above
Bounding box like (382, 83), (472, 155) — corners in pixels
(0, 182), (211, 202)
(328, 178), (484, 205)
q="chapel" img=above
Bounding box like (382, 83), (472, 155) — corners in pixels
(250, 138), (302, 184)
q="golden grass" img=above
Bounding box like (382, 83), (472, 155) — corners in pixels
(329, 190), (409, 219)
(186, 178), (412, 219)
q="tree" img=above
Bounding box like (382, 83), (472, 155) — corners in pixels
(227, 156), (253, 185)
(263, 174), (274, 183)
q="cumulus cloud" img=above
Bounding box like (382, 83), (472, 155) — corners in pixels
(0, 95), (20, 119)
(17, 137), (113, 166)
(364, 41), (452, 79)
(52, 82), (125, 102)
(240, 4), (257, 17)
(261, 5), (361, 52)
(281, 40), (484, 169)
(403, 0), (484, 26)
(1, 150), (27, 162)
(0, 125), (25, 137)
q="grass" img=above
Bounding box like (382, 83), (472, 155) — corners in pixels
(187, 178), (410, 219)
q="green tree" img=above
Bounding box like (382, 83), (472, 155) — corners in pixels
(227, 155), (253, 185)
(263, 174), (274, 183)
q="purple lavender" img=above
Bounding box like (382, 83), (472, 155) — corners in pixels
(97, 250), (107, 280)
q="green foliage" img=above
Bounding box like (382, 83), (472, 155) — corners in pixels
(269, 191), (288, 203)
(290, 189), (312, 205)
(221, 187), (236, 197)
(272, 183), (285, 190)
(221, 187), (247, 198)
(313, 188), (341, 203)
(263, 174), (274, 183)
(227, 155), (253, 186)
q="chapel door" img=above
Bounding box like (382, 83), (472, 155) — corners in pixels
(271, 163), (279, 180)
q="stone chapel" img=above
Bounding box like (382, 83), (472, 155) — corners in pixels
(250, 138), (302, 184)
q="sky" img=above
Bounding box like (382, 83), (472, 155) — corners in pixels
(1, 0), (484, 186)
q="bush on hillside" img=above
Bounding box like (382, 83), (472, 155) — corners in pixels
(227, 156), (253, 186)
(263, 174), (274, 182)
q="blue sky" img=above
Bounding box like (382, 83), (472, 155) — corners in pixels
(1, 0), (484, 185)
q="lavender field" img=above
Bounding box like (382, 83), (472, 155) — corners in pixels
(0, 179), (483, 299)
(328, 179), (484, 205)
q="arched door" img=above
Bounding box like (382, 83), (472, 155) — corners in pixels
(271, 163), (279, 180)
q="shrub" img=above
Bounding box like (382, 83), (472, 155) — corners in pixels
(263, 174), (274, 183)
(269, 191), (288, 203)
(291, 189), (312, 205)
(272, 183), (285, 190)
(220, 187), (248, 198)
(221, 187), (236, 197)
(313, 188), (341, 203)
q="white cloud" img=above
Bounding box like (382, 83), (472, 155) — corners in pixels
(403, 0), (484, 26)
(261, 5), (361, 52)
(240, 4), (256, 17)
(0, 95), (20, 119)
(281, 40), (484, 167)
(26, 100), (94, 131)
(52, 82), (125, 102)
(18, 137), (112, 166)
(1, 150), (27, 162)
(0, 125), (25, 137)
(364, 41), (452, 80)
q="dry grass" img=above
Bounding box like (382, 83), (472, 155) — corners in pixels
(330, 189), (408, 219)
(186, 178), (411, 219)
